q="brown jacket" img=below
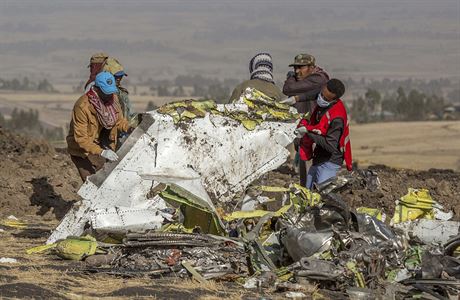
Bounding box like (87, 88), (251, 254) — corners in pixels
(283, 67), (329, 114)
(228, 79), (285, 103)
(67, 94), (129, 158)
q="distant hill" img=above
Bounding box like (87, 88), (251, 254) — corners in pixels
(0, 0), (458, 83)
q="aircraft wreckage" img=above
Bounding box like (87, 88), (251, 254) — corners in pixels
(39, 88), (459, 298)
(48, 88), (299, 243)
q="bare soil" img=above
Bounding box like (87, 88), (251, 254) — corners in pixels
(0, 128), (80, 220)
(341, 165), (460, 221)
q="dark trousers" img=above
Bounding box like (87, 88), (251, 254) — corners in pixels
(70, 154), (105, 182)
(299, 159), (307, 187)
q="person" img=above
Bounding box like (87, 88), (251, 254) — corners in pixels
(103, 57), (137, 127)
(228, 52), (284, 103)
(295, 79), (352, 190)
(280, 53), (329, 186)
(84, 52), (109, 90)
(281, 53), (329, 113)
(67, 71), (130, 182)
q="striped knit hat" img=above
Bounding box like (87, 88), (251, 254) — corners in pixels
(249, 52), (274, 83)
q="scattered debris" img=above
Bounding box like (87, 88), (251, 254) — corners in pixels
(14, 90), (460, 298)
(393, 219), (460, 244)
(0, 257), (18, 264)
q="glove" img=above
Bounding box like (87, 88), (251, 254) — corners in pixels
(287, 71), (295, 78)
(101, 149), (119, 162)
(294, 126), (308, 138)
(293, 137), (300, 151)
(280, 96), (297, 105)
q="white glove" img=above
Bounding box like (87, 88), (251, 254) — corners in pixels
(294, 126), (308, 138)
(280, 96), (297, 105)
(101, 149), (119, 162)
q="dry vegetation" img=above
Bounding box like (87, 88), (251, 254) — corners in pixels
(351, 121), (460, 171)
(0, 218), (262, 299)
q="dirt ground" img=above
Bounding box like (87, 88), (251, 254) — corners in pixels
(1, 128), (460, 298)
(0, 128), (80, 219)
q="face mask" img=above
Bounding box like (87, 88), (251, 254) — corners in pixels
(317, 93), (330, 108)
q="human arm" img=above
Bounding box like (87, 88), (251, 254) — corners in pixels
(228, 84), (244, 103)
(282, 74), (326, 102)
(72, 104), (103, 155)
(307, 118), (343, 154)
(116, 115), (130, 133)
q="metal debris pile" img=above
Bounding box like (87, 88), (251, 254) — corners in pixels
(86, 233), (248, 281)
(28, 174), (460, 298)
(27, 89), (460, 298)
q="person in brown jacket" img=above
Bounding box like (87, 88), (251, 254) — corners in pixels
(281, 53), (329, 187)
(281, 53), (329, 114)
(228, 52), (284, 103)
(67, 71), (130, 181)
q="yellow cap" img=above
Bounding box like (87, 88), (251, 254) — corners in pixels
(103, 57), (127, 77)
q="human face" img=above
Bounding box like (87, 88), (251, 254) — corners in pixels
(95, 86), (114, 103)
(294, 65), (314, 80)
(320, 86), (336, 102)
(115, 76), (123, 87)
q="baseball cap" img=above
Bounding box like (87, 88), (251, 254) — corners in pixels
(87, 52), (109, 67)
(95, 71), (118, 95)
(103, 57), (128, 77)
(289, 54), (316, 67)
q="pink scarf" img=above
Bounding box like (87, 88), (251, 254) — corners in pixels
(86, 87), (119, 129)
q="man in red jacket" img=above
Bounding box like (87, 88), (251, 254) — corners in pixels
(295, 78), (352, 190)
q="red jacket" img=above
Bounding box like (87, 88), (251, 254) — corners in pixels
(298, 99), (353, 171)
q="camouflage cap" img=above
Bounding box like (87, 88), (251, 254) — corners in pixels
(103, 57), (127, 77)
(88, 52), (109, 66)
(289, 53), (315, 67)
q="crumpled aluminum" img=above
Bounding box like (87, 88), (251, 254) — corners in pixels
(353, 212), (402, 247)
(291, 257), (345, 281)
(280, 227), (333, 262)
(393, 219), (460, 245)
(315, 175), (352, 194)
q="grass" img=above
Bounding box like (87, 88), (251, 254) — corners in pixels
(0, 216), (265, 299)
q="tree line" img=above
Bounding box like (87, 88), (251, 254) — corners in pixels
(350, 87), (450, 123)
(0, 109), (64, 141)
(0, 77), (57, 92)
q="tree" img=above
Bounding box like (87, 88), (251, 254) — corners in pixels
(192, 84), (206, 97)
(173, 85), (185, 97)
(405, 90), (426, 121)
(395, 87), (407, 118)
(365, 89), (381, 113)
(37, 79), (55, 92)
(10, 78), (21, 90)
(157, 85), (170, 96)
(22, 77), (30, 90)
(350, 96), (369, 123)
(447, 89), (460, 103)
(207, 84), (229, 104)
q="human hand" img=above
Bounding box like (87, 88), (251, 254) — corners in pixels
(101, 149), (119, 161)
(280, 96), (297, 105)
(294, 126), (308, 138)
